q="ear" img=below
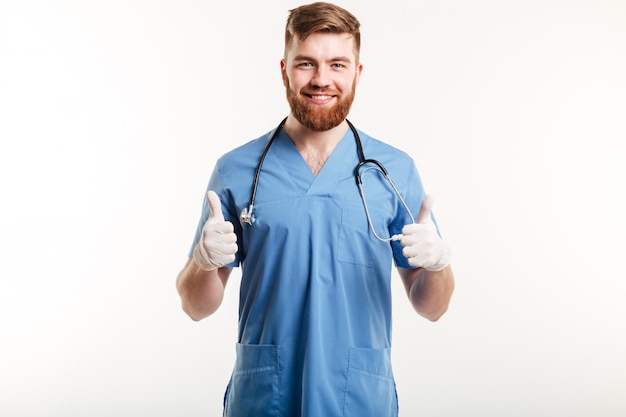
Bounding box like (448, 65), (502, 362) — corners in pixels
(280, 59), (288, 87)
(354, 62), (363, 87)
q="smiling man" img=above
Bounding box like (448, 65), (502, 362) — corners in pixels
(176, 2), (455, 416)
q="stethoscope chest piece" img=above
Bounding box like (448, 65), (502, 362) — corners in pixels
(240, 204), (256, 226)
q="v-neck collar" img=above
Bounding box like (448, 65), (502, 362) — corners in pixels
(271, 128), (356, 195)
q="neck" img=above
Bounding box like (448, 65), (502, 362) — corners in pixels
(283, 115), (348, 148)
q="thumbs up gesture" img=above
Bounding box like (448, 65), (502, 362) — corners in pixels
(400, 195), (451, 272)
(192, 191), (238, 271)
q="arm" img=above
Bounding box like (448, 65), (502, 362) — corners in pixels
(397, 265), (454, 321)
(176, 190), (238, 321)
(176, 259), (233, 321)
(398, 195), (454, 321)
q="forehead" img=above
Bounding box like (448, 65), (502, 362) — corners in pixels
(287, 32), (357, 61)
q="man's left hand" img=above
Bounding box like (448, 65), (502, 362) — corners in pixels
(400, 195), (451, 271)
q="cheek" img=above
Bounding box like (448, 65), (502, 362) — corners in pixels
(339, 76), (357, 94)
(286, 72), (308, 90)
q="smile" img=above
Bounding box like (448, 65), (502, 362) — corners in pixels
(305, 94), (336, 104)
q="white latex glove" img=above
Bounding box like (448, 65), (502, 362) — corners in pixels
(400, 195), (451, 272)
(192, 191), (238, 271)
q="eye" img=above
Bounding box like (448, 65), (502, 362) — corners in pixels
(331, 62), (351, 71)
(297, 62), (314, 68)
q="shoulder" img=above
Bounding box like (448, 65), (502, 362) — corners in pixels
(355, 128), (415, 166)
(216, 127), (277, 168)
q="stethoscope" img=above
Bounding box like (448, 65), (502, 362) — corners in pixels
(239, 117), (415, 242)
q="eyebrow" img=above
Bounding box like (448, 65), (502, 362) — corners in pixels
(293, 54), (353, 64)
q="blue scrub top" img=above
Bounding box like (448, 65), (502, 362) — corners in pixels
(190, 124), (425, 417)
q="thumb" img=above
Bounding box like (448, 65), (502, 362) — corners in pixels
(416, 194), (434, 224)
(206, 190), (225, 224)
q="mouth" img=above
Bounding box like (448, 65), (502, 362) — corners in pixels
(305, 93), (336, 105)
(302, 92), (337, 105)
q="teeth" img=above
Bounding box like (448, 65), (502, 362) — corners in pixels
(312, 95), (332, 100)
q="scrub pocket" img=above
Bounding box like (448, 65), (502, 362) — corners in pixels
(343, 347), (398, 417)
(337, 205), (380, 268)
(224, 343), (281, 417)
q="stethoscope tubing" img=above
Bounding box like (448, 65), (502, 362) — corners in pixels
(240, 117), (288, 226)
(356, 164), (415, 241)
(240, 117), (415, 242)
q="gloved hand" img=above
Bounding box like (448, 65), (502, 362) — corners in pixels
(192, 191), (238, 271)
(400, 195), (451, 272)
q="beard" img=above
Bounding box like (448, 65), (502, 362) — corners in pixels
(285, 78), (357, 132)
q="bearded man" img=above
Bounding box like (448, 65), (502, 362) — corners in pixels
(176, 3), (455, 416)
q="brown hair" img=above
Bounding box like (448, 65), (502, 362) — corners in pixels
(284, 2), (361, 61)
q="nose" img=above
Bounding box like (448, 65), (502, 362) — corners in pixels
(311, 66), (330, 88)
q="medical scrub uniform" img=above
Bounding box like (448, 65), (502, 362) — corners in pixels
(189, 124), (426, 417)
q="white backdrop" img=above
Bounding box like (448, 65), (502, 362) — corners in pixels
(1, 1), (625, 416)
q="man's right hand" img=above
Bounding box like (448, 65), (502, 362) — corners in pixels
(192, 191), (238, 271)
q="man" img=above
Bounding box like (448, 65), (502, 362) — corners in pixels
(176, 2), (454, 416)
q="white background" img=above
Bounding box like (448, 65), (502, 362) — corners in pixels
(1, 0), (625, 416)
